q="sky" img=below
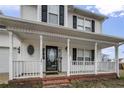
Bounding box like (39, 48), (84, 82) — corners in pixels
(0, 5), (124, 59)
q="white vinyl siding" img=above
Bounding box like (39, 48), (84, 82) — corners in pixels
(48, 5), (59, 25)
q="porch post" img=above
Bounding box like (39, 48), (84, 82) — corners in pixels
(40, 35), (43, 78)
(67, 38), (70, 76)
(115, 45), (120, 78)
(95, 42), (98, 75)
(9, 32), (13, 80)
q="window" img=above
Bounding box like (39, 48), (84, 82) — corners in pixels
(72, 48), (93, 61)
(77, 49), (84, 61)
(77, 17), (84, 30)
(48, 5), (59, 25)
(85, 50), (92, 61)
(85, 19), (92, 32)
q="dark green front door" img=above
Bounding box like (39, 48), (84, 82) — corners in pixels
(46, 46), (58, 72)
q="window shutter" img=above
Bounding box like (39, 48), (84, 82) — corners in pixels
(59, 5), (64, 26)
(42, 5), (47, 22)
(73, 15), (77, 29)
(92, 20), (95, 32)
(91, 50), (94, 61)
(73, 48), (77, 61)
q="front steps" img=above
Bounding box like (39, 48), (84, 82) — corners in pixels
(42, 76), (70, 86)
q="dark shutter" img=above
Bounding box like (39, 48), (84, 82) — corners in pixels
(91, 50), (95, 61)
(92, 20), (95, 32)
(73, 48), (77, 61)
(59, 5), (64, 26)
(42, 5), (47, 22)
(73, 15), (77, 29)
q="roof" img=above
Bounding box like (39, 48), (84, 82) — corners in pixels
(0, 15), (124, 45)
(68, 5), (108, 21)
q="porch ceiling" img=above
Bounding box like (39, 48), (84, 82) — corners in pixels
(0, 15), (124, 45)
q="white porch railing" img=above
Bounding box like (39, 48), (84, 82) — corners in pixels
(70, 61), (116, 75)
(70, 61), (95, 75)
(12, 60), (116, 79)
(13, 60), (42, 79)
(97, 62), (116, 73)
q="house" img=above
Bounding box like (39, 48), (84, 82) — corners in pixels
(0, 5), (124, 85)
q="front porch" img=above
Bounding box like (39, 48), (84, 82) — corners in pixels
(10, 31), (117, 80)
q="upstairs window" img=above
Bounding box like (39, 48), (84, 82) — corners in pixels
(48, 5), (59, 25)
(41, 5), (64, 26)
(85, 19), (92, 32)
(77, 17), (84, 30)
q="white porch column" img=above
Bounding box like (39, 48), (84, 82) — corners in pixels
(115, 45), (120, 78)
(67, 38), (70, 76)
(9, 32), (13, 80)
(40, 35), (43, 78)
(95, 42), (98, 75)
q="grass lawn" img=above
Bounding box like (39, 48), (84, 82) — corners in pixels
(70, 70), (124, 88)
(70, 79), (124, 88)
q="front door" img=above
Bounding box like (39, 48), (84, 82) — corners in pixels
(46, 46), (58, 72)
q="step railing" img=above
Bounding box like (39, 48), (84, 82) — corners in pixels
(13, 60), (42, 79)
